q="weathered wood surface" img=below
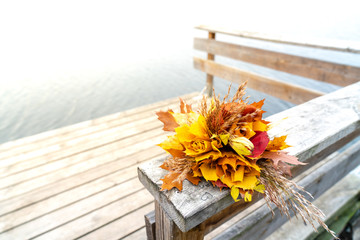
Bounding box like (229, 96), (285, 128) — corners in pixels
(194, 38), (360, 86)
(138, 82), (360, 233)
(0, 92), (200, 240)
(194, 57), (325, 104)
(195, 25), (360, 54)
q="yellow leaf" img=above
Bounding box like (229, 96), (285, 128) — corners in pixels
(172, 112), (199, 126)
(195, 150), (222, 161)
(158, 135), (185, 158)
(231, 186), (240, 202)
(200, 164), (219, 181)
(229, 136), (254, 156)
(244, 191), (252, 202)
(233, 175), (258, 190)
(231, 166), (245, 182)
(266, 135), (291, 151)
(254, 184), (265, 193)
(221, 174), (235, 188)
(219, 133), (230, 145)
(242, 123), (256, 139)
(217, 157), (238, 170)
(253, 120), (268, 132)
(189, 115), (210, 140)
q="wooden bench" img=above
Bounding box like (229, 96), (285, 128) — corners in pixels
(138, 26), (360, 239)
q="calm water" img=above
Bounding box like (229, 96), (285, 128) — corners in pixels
(1, 0), (360, 144)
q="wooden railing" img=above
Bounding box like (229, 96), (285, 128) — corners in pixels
(194, 25), (360, 101)
(139, 82), (360, 239)
(138, 27), (360, 239)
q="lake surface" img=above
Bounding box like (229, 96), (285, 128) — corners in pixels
(1, 0), (360, 144)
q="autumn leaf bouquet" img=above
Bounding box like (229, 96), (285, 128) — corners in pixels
(156, 82), (336, 237)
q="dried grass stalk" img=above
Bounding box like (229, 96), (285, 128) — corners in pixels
(258, 160), (338, 239)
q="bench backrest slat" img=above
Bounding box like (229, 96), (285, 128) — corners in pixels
(195, 25), (360, 54)
(194, 38), (360, 86)
(194, 57), (324, 104)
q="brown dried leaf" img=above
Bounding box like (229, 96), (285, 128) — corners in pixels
(160, 171), (200, 191)
(262, 151), (306, 169)
(180, 98), (192, 113)
(156, 110), (179, 132)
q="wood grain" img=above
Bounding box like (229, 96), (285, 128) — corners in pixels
(194, 57), (324, 104)
(194, 38), (360, 86)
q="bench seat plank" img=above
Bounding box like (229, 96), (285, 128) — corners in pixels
(138, 82), (360, 232)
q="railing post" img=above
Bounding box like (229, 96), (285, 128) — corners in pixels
(206, 32), (216, 97)
(154, 201), (205, 240)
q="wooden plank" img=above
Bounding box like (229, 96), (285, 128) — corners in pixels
(122, 227), (147, 240)
(138, 82), (360, 232)
(0, 113), (161, 172)
(0, 99), (202, 175)
(194, 38), (360, 86)
(193, 57), (324, 104)
(0, 92), (199, 159)
(0, 117), (165, 186)
(267, 167), (360, 240)
(213, 139), (360, 239)
(31, 192), (153, 240)
(195, 25), (360, 54)
(0, 147), (164, 217)
(77, 203), (154, 240)
(0, 179), (151, 239)
(0, 163), (146, 231)
(0, 131), (166, 201)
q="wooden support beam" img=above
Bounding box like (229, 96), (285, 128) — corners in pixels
(194, 38), (360, 86)
(193, 57), (324, 104)
(206, 32), (215, 97)
(145, 210), (156, 240)
(155, 201), (205, 240)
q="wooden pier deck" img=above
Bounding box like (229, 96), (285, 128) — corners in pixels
(0, 92), (200, 240)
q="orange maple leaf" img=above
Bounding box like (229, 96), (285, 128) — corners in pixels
(266, 136), (291, 151)
(180, 98), (192, 113)
(156, 110), (179, 132)
(160, 171), (200, 191)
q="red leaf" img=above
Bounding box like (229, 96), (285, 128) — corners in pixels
(156, 111), (179, 132)
(212, 179), (229, 188)
(248, 131), (270, 158)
